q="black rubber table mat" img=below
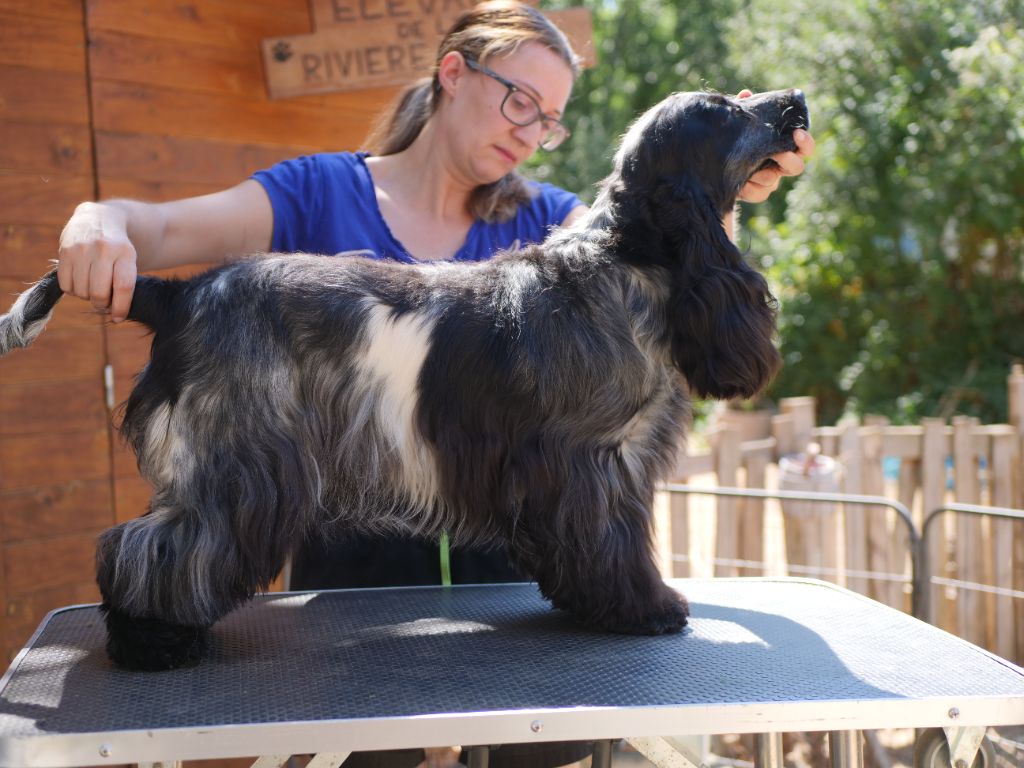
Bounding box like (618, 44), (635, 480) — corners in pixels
(1, 578), (1023, 766)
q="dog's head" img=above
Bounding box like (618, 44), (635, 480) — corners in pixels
(604, 90), (810, 401)
(614, 89), (810, 214)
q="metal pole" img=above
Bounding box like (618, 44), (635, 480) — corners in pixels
(829, 730), (864, 768)
(591, 740), (613, 768)
(918, 503), (1024, 621)
(663, 484), (921, 613)
(465, 746), (489, 768)
(755, 733), (784, 768)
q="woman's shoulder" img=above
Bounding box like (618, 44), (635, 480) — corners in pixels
(512, 180), (585, 230)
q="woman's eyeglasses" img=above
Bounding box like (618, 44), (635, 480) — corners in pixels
(464, 58), (571, 151)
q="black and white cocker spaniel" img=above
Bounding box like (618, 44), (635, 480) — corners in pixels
(0, 89), (809, 670)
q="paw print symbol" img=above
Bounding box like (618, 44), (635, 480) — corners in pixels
(273, 41), (293, 63)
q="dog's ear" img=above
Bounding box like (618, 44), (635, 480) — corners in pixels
(662, 176), (782, 400)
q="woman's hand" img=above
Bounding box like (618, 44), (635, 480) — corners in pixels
(57, 202), (139, 323)
(736, 89), (816, 204)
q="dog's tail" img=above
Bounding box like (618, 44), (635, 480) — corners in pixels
(0, 270), (182, 357)
(0, 269), (64, 356)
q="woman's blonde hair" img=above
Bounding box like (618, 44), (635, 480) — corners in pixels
(362, 0), (581, 223)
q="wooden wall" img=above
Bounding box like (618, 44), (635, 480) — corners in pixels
(0, 0), (401, 663)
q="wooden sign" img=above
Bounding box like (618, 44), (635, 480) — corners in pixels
(261, 5), (594, 99)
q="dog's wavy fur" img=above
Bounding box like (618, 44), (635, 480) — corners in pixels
(0, 89), (808, 670)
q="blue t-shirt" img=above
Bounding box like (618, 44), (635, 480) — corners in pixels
(252, 151), (583, 262)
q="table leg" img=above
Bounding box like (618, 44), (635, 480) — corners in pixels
(592, 739), (613, 768)
(829, 730), (864, 768)
(755, 733), (783, 768)
(466, 745), (490, 768)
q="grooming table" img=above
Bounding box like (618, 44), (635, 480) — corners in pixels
(1, 579), (1022, 768)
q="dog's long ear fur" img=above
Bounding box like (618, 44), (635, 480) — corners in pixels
(653, 174), (781, 400)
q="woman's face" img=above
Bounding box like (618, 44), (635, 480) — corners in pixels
(443, 41), (574, 184)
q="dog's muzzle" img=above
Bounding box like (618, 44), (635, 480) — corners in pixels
(743, 88), (810, 170)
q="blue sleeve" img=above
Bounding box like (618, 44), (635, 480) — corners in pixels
(530, 182), (585, 230)
(251, 156), (326, 253)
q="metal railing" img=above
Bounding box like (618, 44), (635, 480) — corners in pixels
(662, 484), (1024, 624)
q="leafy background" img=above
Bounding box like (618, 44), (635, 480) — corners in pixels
(530, 0), (1024, 425)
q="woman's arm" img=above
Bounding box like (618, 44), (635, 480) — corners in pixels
(57, 179), (274, 323)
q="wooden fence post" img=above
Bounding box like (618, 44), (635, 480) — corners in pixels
(953, 415), (987, 648)
(669, 441), (690, 578)
(780, 397), (816, 453)
(741, 446), (769, 576)
(862, 416), (897, 606)
(1008, 365), (1024, 661)
(991, 426), (1019, 661)
(921, 418), (950, 630)
(840, 420), (867, 596)
(713, 425), (742, 576)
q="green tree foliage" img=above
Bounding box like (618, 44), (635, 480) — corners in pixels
(726, 0), (1024, 423)
(530, 0), (742, 200)
(536, 0), (1023, 425)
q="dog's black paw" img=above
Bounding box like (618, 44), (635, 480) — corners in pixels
(101, 603), (208, 671)
(634, 593), (689, 635)
(610, 589), (689, 636)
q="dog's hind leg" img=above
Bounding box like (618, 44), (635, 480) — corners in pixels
(96, 478), (300, 670)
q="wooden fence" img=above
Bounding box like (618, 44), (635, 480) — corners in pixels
(662, 365), (1024, 663)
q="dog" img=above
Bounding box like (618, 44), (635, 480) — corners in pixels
(0, 89), (808, 670)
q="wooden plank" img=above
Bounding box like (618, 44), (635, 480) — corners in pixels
(840, 420), (866, 595)
(3, 530), (101, 595)
(311, 0), (475, 30)
(740, 449), (767, 576)
(95, 131), (310, 187)
(771, 412), (795, 457)
(921, 418), (951, 631)
(98, 177), (227, 204)
(87, 0), (313, 50)
(779, 397), (815, 453)
(309, 3), (596, 63)
(106, 321), (153, 370)
(0, 0), (81, 21)
(0, 120), (92, 176)
(0, 66), (90, 124)
(667, 439), (689, 577)
(712, 425), (741, 577)
(0, 170), (93, 226)
(0, 327), (104, 385)
(0, 478), (113, 542)
(953, 415), (987, 648)
(815, 426), (840, 457)
(990, 429), (1018, 661)
(263, 7), (593, 98)
(1, 581), (99, 664)
(110, 424), (140, 480)
(879, 427), (924, 459)
(0, 428), (110, 492)
(0, 378), (107, 437)
(89, 29), (267, 98)
(90, 80), (387, 148)
(1009, 364), (1024, 438)
(114, 473), (153, 525)
(0, 11), (86, 73)
(861, 418), (894, 605)
(0, 223), (60, 279)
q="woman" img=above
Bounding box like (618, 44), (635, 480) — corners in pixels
(57, 3), (813, 765)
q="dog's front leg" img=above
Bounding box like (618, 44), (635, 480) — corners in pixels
(523, 506), (689, 636)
